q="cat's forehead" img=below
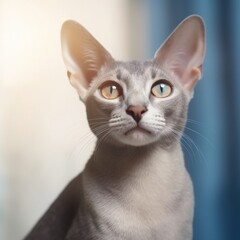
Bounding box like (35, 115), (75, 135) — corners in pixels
(112, 61), (170, 84)
(116, 61), (152, 76)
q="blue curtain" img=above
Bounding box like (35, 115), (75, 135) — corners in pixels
(147, 1), (240, 239)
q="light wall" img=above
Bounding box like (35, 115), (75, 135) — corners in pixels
(0, 1), (148, 239)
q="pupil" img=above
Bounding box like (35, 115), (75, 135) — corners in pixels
(159, 84), (165, 93)
(110, 85), (116, 94)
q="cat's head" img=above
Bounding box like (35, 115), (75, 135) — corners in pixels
(61, 16), (205, 147)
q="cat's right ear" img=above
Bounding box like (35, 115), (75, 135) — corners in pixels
(61, 20), (114, 101)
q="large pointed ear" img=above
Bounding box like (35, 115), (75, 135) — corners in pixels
(61, 20), (114, 101)
(154, 15), (206, 92)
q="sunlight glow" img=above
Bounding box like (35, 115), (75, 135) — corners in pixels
(1, 2), (46, 86)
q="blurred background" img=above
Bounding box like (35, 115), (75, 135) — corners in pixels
(0, 0), (239, 239)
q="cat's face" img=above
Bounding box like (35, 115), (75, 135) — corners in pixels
(61, 15), (205, 147)
(85, 61), (188, 147)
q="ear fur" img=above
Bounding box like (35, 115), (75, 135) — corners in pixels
(61, 20), (114, 101)
(154, 15), (206, 92)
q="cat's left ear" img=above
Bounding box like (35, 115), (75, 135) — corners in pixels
(61, 20), (114, 101)
(154, 15), (206, 92)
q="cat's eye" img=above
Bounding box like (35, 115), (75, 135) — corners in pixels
(151, 80), (172, 98)
(100, 81), (122, 100)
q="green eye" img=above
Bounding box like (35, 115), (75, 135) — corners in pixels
(100, 81), (122, 99)
(151, 80), (172, 98)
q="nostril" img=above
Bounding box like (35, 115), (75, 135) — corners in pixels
(126, 105), (148, 123)
(126, 109), (134, 116)
(140, 108), (147, 115)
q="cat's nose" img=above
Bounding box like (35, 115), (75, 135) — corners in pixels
(126, 105), (148, 123)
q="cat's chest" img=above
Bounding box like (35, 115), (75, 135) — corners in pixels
(82, 180), (192, 240)
(82, 157), (190, 237)
(96, 186), (172, 234)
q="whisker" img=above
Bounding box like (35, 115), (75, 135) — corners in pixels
(94, 130), (112, 160)
(182, 132), (209, 170)
(166, 122), (211, 146)
(170, 131), (195, 160)
(163, 124), (209, 169)
(69, 124), (111, 163)
(183, 126), (212, 146)
(88, 117), (108, 120)
(66, 131), (95, 162)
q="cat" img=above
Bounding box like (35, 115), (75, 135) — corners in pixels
(24, 15), (205, 240)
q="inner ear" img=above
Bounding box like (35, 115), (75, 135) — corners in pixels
(154, 15), (206, 92)
(61, 20), (114, 100)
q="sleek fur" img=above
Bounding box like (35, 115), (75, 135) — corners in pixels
(24, 15), (205, 240)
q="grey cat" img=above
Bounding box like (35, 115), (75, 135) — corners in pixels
(24, 15), (205, 240)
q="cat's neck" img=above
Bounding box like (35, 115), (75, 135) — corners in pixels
(82, 140), (189, 226)
(84, 141), (185, 185)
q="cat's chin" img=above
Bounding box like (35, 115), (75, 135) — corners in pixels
(124, 126), (150, 136)
(113, 128), (160, 147)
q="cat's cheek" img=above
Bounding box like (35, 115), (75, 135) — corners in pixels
(91, 94), (121, 116)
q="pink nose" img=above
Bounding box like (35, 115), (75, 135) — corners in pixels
(126, 105), (148, 123)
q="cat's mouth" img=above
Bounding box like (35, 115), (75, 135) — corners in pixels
(125, 126), (151, 136)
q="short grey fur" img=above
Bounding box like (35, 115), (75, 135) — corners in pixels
(24, 15), (205, 240)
